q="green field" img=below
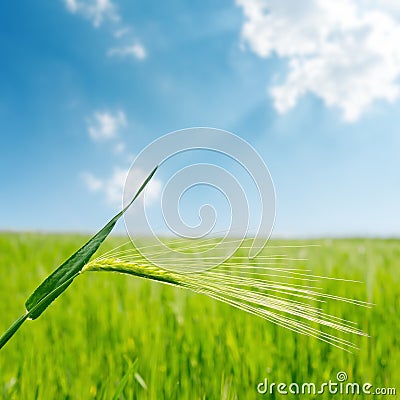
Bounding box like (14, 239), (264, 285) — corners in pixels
(0, 233), (399, 399)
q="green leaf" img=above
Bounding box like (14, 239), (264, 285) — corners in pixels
(0, 165), (158, 351)
(27, 272), (80, 321)
(25, 165), (158, 318)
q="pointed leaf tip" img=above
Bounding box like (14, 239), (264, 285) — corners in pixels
(24, 165), (159, 319)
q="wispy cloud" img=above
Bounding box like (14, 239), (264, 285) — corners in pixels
(63, 0), (147, 64)
(82, 109), (159, 207)
(113, 142), (126, 154)
(237, 0), (400, 122)
(107, 43), (147, 60)
(64, 0), (119, 27)
(80, 172), (103, 191)
(87, 110), (127, 141)
(113, 27), (130, 38)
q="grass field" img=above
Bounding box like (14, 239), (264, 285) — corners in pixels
(0, 233), (399, 399)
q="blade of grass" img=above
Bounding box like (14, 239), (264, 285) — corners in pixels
(25, 165), (158, 318)
(112, 357), (139, 400)
(0, 165), (158, 350)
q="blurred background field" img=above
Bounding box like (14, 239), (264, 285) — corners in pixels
(2, 1), (400, 399)
(0, 233), (399, 399)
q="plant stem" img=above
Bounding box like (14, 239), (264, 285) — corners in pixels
(0, 313), (29, 350)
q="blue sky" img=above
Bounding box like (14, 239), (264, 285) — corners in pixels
(0, 0), (399, 237)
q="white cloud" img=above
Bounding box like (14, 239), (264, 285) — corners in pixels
(82, 167), (162, 207)
(113, 27), (130, 38)
(237, 0), (400, 121)
(63, 1), (148, 65)
(65, 0), (79, 13)
(82, 110), (159, 208)
(81, 172), (103, 191)
(88, 110), (127, 141)
(107, 43), (147, 60)
(113, 142), (126, 154)
(64, 0), (119, 27)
